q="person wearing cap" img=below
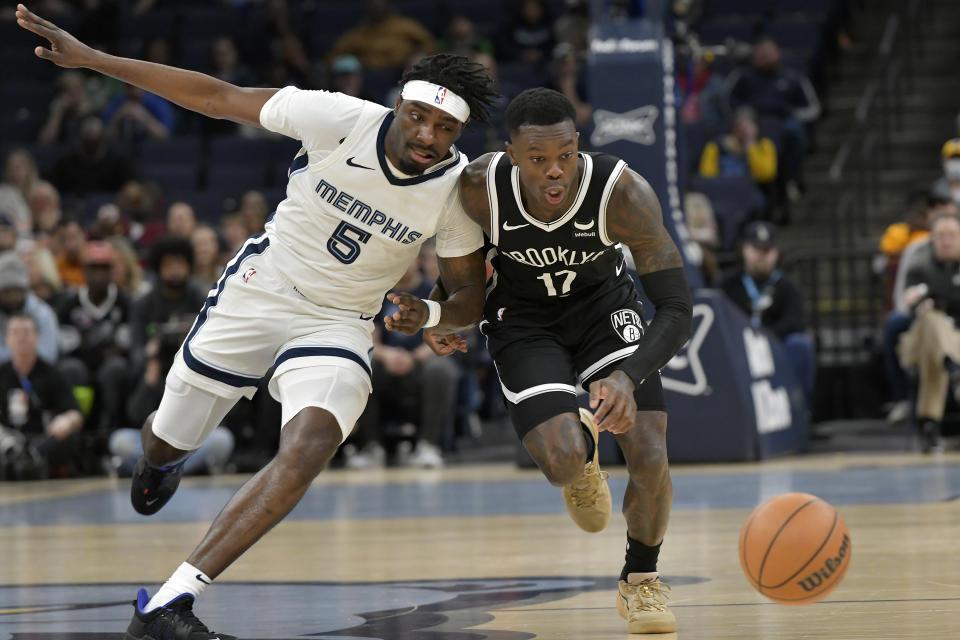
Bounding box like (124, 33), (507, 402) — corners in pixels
(932, 138), (960, 208)
(329, 54), (376, 103)
(0, 251), (59, 365)
(720, 221), (815, 406)
(56, 241), (133, 434)
(17, 6), (498, 636)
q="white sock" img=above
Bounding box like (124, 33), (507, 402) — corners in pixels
(145, 562), (212, 612)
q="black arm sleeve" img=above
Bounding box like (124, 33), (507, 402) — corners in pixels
(616, 267), (693, 388)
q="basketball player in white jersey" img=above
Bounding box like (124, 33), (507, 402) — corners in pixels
(16, 5), (497, 638)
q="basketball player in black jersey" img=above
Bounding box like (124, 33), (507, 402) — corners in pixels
(429, 88), (692, 633)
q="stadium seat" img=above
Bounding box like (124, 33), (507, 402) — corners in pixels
(688, 175), (766, 250)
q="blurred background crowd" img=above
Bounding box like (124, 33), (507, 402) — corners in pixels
(0, 0), (956, 479)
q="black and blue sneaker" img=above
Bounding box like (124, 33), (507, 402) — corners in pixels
(125, 588), (236, 640)
(131, 457), (184, 515)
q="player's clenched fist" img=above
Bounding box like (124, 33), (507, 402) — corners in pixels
(383, 292), (429, 335)
(16, 4), (95, 68)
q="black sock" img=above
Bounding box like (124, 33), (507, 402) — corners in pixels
(620, 535), (661, 581)
(579, 418), (596, 463)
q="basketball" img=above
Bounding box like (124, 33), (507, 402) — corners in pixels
(739, 493), (851, 605)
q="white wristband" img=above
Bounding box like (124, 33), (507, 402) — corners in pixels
(423, 299), (442, 329)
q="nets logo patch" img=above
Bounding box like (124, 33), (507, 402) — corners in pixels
(611, 308), (643, 343)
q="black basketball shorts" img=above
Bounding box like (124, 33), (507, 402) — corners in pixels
(480, 287), (667, 440)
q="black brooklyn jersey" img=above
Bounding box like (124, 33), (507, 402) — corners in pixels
(484, 150), (630, 307)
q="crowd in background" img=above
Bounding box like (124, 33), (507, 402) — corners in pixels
(0, 0), (847, 479)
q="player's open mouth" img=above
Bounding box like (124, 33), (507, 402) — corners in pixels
(408, 146), (435, 164)
(545, 186), (564, 204)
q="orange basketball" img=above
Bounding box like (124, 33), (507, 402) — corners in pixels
(739, 492), (851, 605)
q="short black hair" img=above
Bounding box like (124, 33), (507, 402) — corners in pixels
(149, 234), (194, 273)
(505, 88), (576, 134)
(400, 53), (499, 124)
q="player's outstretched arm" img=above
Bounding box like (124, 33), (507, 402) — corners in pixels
(589, 168), (693, 432)
(15, 4), (276, 128)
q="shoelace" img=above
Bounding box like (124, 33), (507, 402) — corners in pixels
(625, 579), (672, 614)
(569, 463), (609, 508)
(162, 602), (211, 633)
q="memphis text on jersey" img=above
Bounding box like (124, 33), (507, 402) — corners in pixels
(314, 178), (422, 244)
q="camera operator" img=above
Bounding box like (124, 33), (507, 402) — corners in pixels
(0, 314), (82, 479)
(108, 319), (233, 475)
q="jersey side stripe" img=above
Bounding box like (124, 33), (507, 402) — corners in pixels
(597, 160), (627, 246)
(487, 151), (503, 246)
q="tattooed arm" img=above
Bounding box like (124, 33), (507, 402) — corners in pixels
(588, 167), (692, 432)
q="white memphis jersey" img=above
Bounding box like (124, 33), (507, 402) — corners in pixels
(258, 86), (482, 315)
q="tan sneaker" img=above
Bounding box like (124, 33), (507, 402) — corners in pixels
(560, 408), (612, 532)
(616, 576), (677, 634)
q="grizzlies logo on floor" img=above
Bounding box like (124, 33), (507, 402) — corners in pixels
(0, 576), (708, 639)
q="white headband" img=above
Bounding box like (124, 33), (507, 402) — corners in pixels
(401, 80), (470, 123)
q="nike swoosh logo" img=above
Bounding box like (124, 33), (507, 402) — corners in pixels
(196, 574), (211, 585)
(573, 219), (595, 230)
(502, 222), (530, 231)
(359, 314), (375, 321)
(144, 497), (159, 506)
(346, 157), (374, 170)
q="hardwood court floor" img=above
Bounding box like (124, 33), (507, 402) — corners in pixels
(1, 452), (958, 638)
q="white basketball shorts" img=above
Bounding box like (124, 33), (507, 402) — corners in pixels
(166, 234), (374, 440)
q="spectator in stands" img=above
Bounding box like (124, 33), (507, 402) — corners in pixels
(130, 235), (206, 373)
(0, 252), (59, 364)
(698, 106), (777, 185)
(38, 70), (96, 145)
(554, 0), (590, 54)
(220, 212), (249, 255)
(328, 0), (435, 70)
(109, 318), (234, 477)
(500, 0), (555, 64)
(212, 36), (258, 87)
(54, 218), (86, 288)
(115, 180), (162, 248)
(0, 314), (83, 479)
(329, 54), (377, 102)
(165, 201), (197, 239)
(0, 215), (17, 253)
(0, 149), (37, 233)
(191, 224), (224, 290)
(56, 241), (132, 431)
(726, 36), (820, 202)
(108, 236), (146, 297)
(348, 257), (459, 469)
(238, 190), (270, 236)
(721, 222), (815, 407)
(103, 83), (174, 144)
(49, 116), (135, 196)
(20, 246), (63, 309)
(547, 42), (591, 127)
(439, 14), (494, 57)
(897, 210), (960, 453)
(143, 36), (170, 66)
(932, 138), (960, 208)
(679, 52), (727, 133)
(27, 181), (62, 243)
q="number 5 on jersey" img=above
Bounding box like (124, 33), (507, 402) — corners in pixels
(327, 221), (371, 264)
(537, 269), (577, 296)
